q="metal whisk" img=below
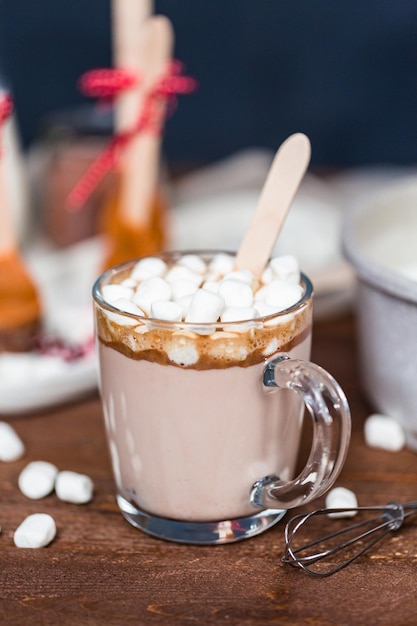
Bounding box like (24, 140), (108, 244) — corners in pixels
(282, 500), (417, 577)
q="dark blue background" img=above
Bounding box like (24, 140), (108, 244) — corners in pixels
(1, 0), (417, 167)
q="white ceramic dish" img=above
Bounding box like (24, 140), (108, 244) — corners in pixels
(343, 177), (417, 450)
(0, 238), (102, 415)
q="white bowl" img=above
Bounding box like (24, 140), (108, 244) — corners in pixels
(343, 178), (417, 450)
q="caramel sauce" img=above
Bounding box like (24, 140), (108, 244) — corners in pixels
(96, 305), (312, 370)
(0, 249), (41, 329)
(0, 249), (42, 351)
(99, 179), (167, 271)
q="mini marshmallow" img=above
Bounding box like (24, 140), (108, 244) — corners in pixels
(255, 302), (286, 323)
(133, 277), (172, 315)
(185, 289), (225, 324)
(262, 337), (279, 356)
(261, 266), (274, 285)
(170, 278), (199, 301)
(0, 422), (25, 461)
(101, 284), (134, 304)
(220, 306), (259, 333)
(168, 339), (199, 366)
(151, 300), (184, 322)
(178, 254), (207, 274)
(218, 279), (254, 308)
(254, 284), (269, 302)
(120, 278), (138, 288)
(364, 413), (406, 452)
(18, 461), (58, 499)
(326, 487), (358, 518)
(202, 280), (220, 294)
(130, 256), (167, 281)
(14, 513), (56, 548)
(105, 298), (144, 327)
(176, 294), (194, 317)
(165, 265), (203, 286)
(223, 269), (255, 286)
(269, 255), (300, 284)
(208, 253), (235, 278)
(221, 306), (258, 323)
(55, 470), (94, 504)
(265, 280), (303, 311)
(112, 298), (144, 317)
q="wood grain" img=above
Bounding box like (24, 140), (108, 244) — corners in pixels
(1, 315), (417, 625)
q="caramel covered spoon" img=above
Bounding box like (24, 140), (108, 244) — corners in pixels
(0, 117), (42, 351)
(234, 133), (311, 279)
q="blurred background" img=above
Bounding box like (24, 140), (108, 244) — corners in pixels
(2, 0), (417, 410)
(2, 0), (417, 168)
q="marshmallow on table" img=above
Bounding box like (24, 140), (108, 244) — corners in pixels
(55, 470), (94, 504)
(326, 487), (358, 518)
(14, 513), (56, 548)
(18, 461), (58, 499)
(0, 422), (25, 461)
(364, 413), (406, 452)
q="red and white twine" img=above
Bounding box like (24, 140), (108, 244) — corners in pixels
(67, 61), (196, 210)
(0, 93), (13, 155)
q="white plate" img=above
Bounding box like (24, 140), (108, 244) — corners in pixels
(0, 238), (103, 415)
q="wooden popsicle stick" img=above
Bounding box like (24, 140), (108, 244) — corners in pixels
(112, 0), (152, 225)
(112, 4), (173, 226)
(121, 15), (173, 226)
(0, 138), (17, 254)
(234, 133), (311, 278)
(112, 0), (153, 134)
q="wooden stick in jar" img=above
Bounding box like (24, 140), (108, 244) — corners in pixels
(0, 159), (16, 254)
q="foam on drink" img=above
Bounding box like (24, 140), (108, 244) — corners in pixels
(95, 252), (310, 369)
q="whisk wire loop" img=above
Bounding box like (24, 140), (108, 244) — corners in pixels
(282, 501), (417, 578)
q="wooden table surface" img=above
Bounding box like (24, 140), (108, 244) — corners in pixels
(2, 314), (417, 625)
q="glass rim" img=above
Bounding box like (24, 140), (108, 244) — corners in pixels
(92, 250), (313, 331)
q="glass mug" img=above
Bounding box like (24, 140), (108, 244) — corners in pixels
(93, 251), (351, 544)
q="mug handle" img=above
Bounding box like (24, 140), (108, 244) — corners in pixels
(250, 354), (351, 510)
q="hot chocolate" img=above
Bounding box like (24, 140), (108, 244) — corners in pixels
(94, 251), (313, 530)
(94, 250), (351, 543)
